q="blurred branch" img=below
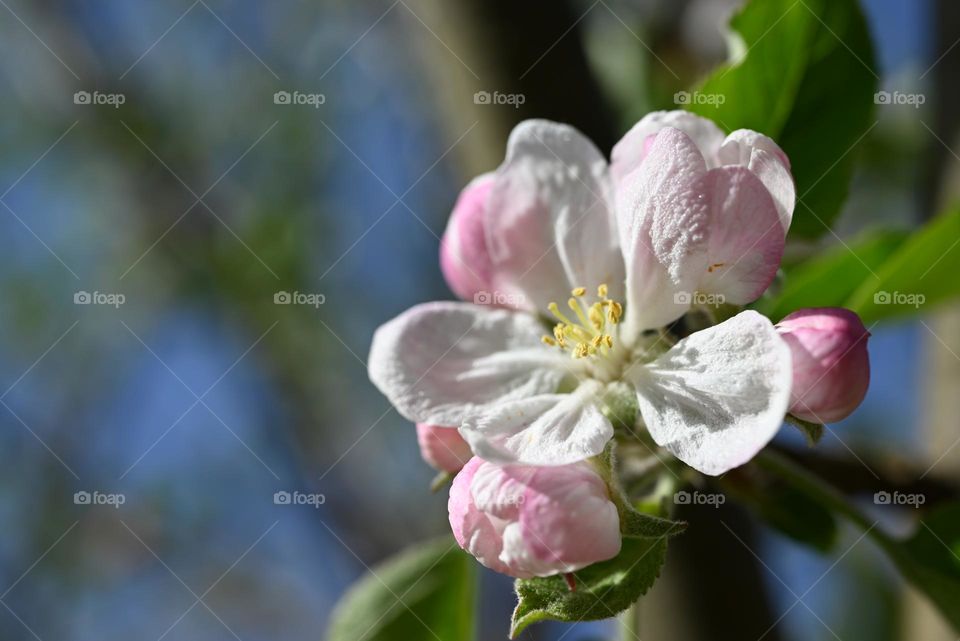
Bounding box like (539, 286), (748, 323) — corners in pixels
(411, 0), (620, 181)
(771, 446), (960, 505)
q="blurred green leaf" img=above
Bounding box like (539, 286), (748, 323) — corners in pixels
(757, 452), (960, 632)
(739, 478), (838, 553)
(327, 537), (476, 641)
(511, 534), (674, 638)
(757, 229), (908, 319)
(689, 0), (877, 238)
(847, 206), (960, 323)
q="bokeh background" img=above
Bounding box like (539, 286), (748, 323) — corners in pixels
(0, 0), (957, 640)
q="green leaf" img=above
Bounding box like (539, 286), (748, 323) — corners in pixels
(688, 0), (877, 238)
(620, 505), (686, 538)
(510, 535), (673, 637)
(846, 206), (960, 323)
(759, 483), (838, 552)
(328, 536), (476, 641)
(757, 229), (908, 320)
(883, 503), (960, 632)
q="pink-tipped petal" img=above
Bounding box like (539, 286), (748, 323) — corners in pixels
(695, 166), (785, 304)
(617, 126), (709, 337)
(440, 174), (496, 303)
(776, 308), (871, 423)
(612, 110), (726, 184)
(618, 128), (788, 336)
(718, 130), (795, 232)
(448, 458), (620, 578)
(448, 458), (512, 575)
(718, 129), (791, 169)
(484, 120), (623, 315)
(518, 465), (621, 569)
(415, 423), (473, 473)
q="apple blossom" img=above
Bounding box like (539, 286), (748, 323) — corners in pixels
(775, 308), (870, 423)
(370, 113), (797, 476)
(415, 423), (473, 472)
(448, 457), (621, 578)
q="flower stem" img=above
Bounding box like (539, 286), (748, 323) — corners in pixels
(755, 449), (894, 546)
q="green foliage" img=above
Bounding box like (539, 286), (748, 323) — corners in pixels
(620, 507), (686, 538)
(689, 0), (877, 238)
(734, 476), (839, 553)
(757, 452), (960, 632)
(847, 206), (960, 323)
(758, 230), (908, 320)
(327, 537), (476, 641)
(510, 536), (671, 638)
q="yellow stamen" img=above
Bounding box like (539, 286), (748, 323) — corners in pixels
(568, 298), (593, 333)
(607, 301), (623, 324)
(548, 302), (576, 327)
(553, 324), (566, 347)
(545, 284), (623, 361)
(588, 303), (604, 331)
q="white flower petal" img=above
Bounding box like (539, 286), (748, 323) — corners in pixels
(485, 120), (623, 313)
(459, 381), (612, 466)
(617, 126), (709, 337)
(611, 110), (726, 184)
(368, 302), (573, 425)
(629, 310), (792, 476)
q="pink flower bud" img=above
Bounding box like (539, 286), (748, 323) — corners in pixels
(775, 308), (870, 423)
(440, 174), (495, 302)
(448, 458), (621, 578)
(415, 423), (472, 473)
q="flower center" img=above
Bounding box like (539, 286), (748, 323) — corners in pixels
(541, 284), (623, 360)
